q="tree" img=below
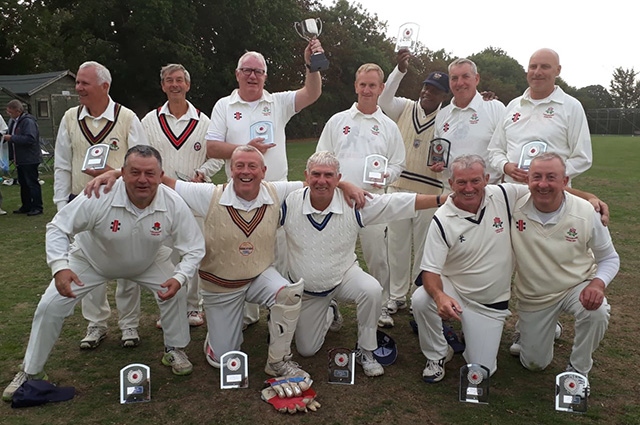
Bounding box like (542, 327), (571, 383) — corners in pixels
(468, 47), (527, 104)
(609, 67), (640, 109)
(575, 85), (614, 110)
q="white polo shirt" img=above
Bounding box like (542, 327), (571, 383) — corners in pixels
(316, 103), (405, 192)
(434, 91), (506, 187)
(206, 89), (297, 182)
(46, 178), (205, 285)
(487, 86), (592, 182)
(421, 184), (529, 304)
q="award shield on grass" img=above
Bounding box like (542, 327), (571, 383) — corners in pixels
(81, 143), (110, 171)
(220, 351), (249, 389)
(328, 348), (355, 385)
(426, 138), (451, 167)
(120, 363), (150, 404)
(294, 18), (330, 72)
(363, 154), (388, 185)
(459, 364), (490, 404)
(394, 22), (420, 54)
(555, 371), (589, 413)
(517, 140), (548, 170)
(250, 121), (274, 145)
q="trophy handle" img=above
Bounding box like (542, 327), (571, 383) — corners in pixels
(315, 18), (323, 37)
(294, 22), (307, 40)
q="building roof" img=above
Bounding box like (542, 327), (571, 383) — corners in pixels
(0, 70), (75, 96)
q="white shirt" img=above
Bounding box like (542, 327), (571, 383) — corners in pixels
(206, 89), (297, 182)
(487, 86), (592, 182)
(46, 179), (205, 285)
(316, 103), (405, 192)
(421, 184), (529, 304)
(435, 91), (506, 187)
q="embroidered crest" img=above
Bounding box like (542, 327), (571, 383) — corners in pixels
(110, 220), (121, 232)
(543, 107), (555, 118)
(469, 113), (479, 124)
(234, 112), (242, 120)
(109, 138), (120, 150)
(194, 142), (202, 151)
(262, 106), (271, 116)
(493, 217), (504, 233)
(239, 242), (254, 256)
(151, 221), (162, 236)
(516, 219), (526, 231)
(371, 125), (380, 136)
(565, 227), (578, 242)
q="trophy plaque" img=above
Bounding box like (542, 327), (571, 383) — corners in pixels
(120, 363), (150, 404)
(363, 154), (388, 185)
(220, 351), (249, 389)
(395, 22), (420, 54)
(459, 364), (490, 404)
(517, 140), (547, 170)
(81, 143), (110, 171)
(426, 138), (451, 167)
(294, 18), (330, 72)
(555, 371), (589, 413)
(250, 121), (274, 145)
(328, 348), (355, 385)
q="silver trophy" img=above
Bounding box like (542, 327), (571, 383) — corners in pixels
(294, 18), (329, 72)
(81, 143), (110, 171)
(250, 121), (274, 145)
(220, 350), (249, 389)
(459, 364), (490, 404)
(427, 138), (451, 167)
(363, 154), (388, 186)
(555, 371), (589, 413)
(395, 22), (420, 54)
(119, 363), (150, 404)
(328, 348), (355, 385)
(518, 140), (548, 170)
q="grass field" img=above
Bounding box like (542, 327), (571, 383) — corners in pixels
(0, 135), (638, 424)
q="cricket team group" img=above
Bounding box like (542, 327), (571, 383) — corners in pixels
(1, 36), (619, 413)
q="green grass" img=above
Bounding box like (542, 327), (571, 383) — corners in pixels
(0, 135), (639, 424)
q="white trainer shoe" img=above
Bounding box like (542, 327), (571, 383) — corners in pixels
(80, 326), (107, 349)
(422, 346), (454, 383)
(377, 307), (394, 328)
(355, 348), (384, 377)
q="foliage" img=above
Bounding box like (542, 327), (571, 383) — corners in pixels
(609, 67), (640, 109)
(468, 47), (528, 104)
(575, 85), (614, 110)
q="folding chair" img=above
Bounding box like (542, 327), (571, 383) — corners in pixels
(39, 138), (55, 173)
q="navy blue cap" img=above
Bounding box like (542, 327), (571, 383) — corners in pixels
(11, 380), (75, 408)
(423, 71), (449, 93)
(372, 330), (398, 366)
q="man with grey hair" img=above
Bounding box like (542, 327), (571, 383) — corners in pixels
(283, 151), (443, 377)
(2, 145), (205, 402)
(206, 40), (325, 327)
(141, 63), (222, 327)
(430, 58), (506, 189)
(4, 99), (43, 215)
(54, 60), (148, 349)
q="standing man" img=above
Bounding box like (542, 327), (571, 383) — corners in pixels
(378, 49), (449, 315)
(510, 153), (618, 379)
(141, 64), (223, 327)
(2, 146), (205, 402)
(285, 151), (444, 377)
(432, 58), (506, 188)
(316, 63), (406, 328)
(488, 48), (592, 184)
(54, 61), (148, 349)
(4, 100), (43, 216)
(206, 40), (325, 326)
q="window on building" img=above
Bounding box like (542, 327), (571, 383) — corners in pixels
(37, 100), (49, 118)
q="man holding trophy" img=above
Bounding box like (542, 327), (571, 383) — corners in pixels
(488, 48), (592, 184)
(316, 63), (406, 329)
(53, 61), (148, 350)
(206, 21), (326, 329)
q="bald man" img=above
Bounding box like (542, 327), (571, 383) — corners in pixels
(488, 48), (592, 185)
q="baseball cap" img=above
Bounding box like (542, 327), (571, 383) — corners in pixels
(11, 380), (75, 408)
(423, 71), (449, 93)
(372, 330), (398, 366)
